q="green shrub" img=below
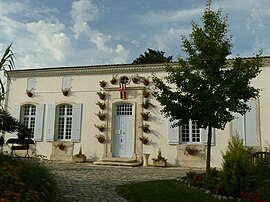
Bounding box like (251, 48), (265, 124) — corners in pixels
(220, 135), (252, 197)
(0, 154), (58, 201)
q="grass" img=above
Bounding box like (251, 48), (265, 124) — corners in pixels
(116, 179), (233, 202)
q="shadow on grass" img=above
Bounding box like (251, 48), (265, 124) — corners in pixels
(116, 179), (234, 202)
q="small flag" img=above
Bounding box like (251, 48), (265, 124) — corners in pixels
(119, 83), (126, 100)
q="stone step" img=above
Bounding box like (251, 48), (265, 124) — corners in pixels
(93, 160), (142, 167)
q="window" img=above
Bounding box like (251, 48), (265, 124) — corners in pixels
(22, 105), (36, 138)
(181, 120), (200, 143)
(168, 119), (214, 145)
(46, 103), (82, 142)
(12, 104), (45, 141)
(232, 100), (257, 146)
(120, 76), (130, 85)
(57, 105), (73, 140)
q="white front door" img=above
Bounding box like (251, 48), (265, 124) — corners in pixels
(113, 104), (134, 157)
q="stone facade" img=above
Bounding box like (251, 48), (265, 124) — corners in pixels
(4, 59), (270, 168)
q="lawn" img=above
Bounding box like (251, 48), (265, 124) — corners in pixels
(116, 179), (233, 202)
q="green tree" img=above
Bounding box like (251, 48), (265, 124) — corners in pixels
(152, 0), (262, 175)
(132, 48), (173, 64)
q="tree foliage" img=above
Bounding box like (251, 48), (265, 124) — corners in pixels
(132, 48), (173, 64)
(220, 134), (251, 197)
(152, 0), (262, 174)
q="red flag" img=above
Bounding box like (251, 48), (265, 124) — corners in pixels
(119, 83), (126, 100)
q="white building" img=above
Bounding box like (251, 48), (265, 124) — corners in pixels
(4, 59), (270, 168)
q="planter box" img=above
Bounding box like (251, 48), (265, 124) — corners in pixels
(72, 155), (86, 163)
(152, 159), (167, 167)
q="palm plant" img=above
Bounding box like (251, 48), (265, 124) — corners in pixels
(0, 108), (30, 136)
(0, 44), (31, 137)
(0, 43), (15, 106)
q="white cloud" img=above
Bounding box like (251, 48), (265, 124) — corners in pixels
(0, 16), (24, 36)
(0, 1), (27, 15)
(70, 0), (99, 39)
(26, 20), (71, 63)
(139, 8), (203, 25)
(110, 44), (129, 64)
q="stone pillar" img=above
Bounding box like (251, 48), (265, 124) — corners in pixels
(143, 153), (150, 166)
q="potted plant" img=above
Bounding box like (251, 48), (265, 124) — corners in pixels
(185, 146), (199, 156)
(139, 136), (149, 145)
(110, 74), (118, 85)
(152, 149), (167, 167)
(142, 99), (154, 109)
(97, 91), (106, 100)
(62, 88), (70, 96)
(95, 134), (105, 143)
(56, 143), (66, 151)
(142, 89), (150, 98)
(26, 89), (33, 97)
(73, 147), (86, 163)
(99, 80), (107, 88)
(139, 123), (150, 133)
(131, 74), (140, 84)
(96, 101), (105, 110)
(141, 111), (150, 121)
(141, 77), (150, 86)
(95, 111), (106, 121)
(94, 124), (105, 132)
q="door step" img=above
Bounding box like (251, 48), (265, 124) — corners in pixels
(94, 158), (142, 167)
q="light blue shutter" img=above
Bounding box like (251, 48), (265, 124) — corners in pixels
(168, 119), (180, 144)
(232, 112), (245, 140)
(202, 127), (215, 145)
(34, 104), (45, 141)
(245, 100), (257, 146)
(46, 104), (55, 141)
(62, 76), (72, 90)
(71, 103), (82, 142)
(12, 104), (20, 138)
(27, 78), (36, 91)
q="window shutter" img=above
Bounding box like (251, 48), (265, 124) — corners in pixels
(27, 78), (36, 91)
(168, 119), (180, 144)
(202, 127), (215, 145)
(71, 103), (82, 142)
(34, 104), (45, 142)
(245, 100), (257, 146)
(232, 112), (245, 140)
(62, 76), (72, 90)
(12, 104), (20, 138)
(46, 104), (55, 141)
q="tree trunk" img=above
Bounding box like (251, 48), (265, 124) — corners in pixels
(206, 125), (212, 176)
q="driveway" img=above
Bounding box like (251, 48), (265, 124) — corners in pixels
(46, 161), (201, 202)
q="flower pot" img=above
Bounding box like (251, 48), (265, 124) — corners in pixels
(98, 137), (105, 143)
(110, 79), (117, 85)
(99, 81), (107, 88)
(143, 90), (150, 98)
(132, 78), (139, 84)
(141, 112), (150, 121)
(27, 91), (33, 97)
(98, 104), (105, 110)
(97, 93), (106, 100)
(143, 79), (149, 86)
(62, 91), (69, 96)
(140, 138), (148, 145)
(152, 158), (167, 167)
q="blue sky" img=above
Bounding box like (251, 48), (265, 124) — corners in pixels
(0, 0), (269, 69)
